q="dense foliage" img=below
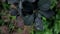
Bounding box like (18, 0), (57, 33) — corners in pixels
(0, 0), (60, 34)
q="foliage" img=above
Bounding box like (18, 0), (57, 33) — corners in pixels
(0, 0), (60, 34)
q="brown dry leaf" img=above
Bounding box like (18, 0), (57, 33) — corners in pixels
(16, 16), (24, 29)
(22, 26), (33, 34)
(1, 16), (10, 22)
(10, 4), (17, 9)
(0, 26), (9, 34)
(12, 16), (24, 29)
(2, 16), (10, 22)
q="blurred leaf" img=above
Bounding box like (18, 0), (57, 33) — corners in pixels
(50, 0), (57, 9)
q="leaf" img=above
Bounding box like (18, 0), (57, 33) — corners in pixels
(9, 9), (18, 16)
(35, 17), (44, 31)
(23, 14), (34, 26)
(38, 0), (51, 11)
(50, 0), (57, 9)
(40, 10), (55, 18)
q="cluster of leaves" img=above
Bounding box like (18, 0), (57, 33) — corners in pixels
(36, 0), (60, 34)
(0, 0), (60, 34)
